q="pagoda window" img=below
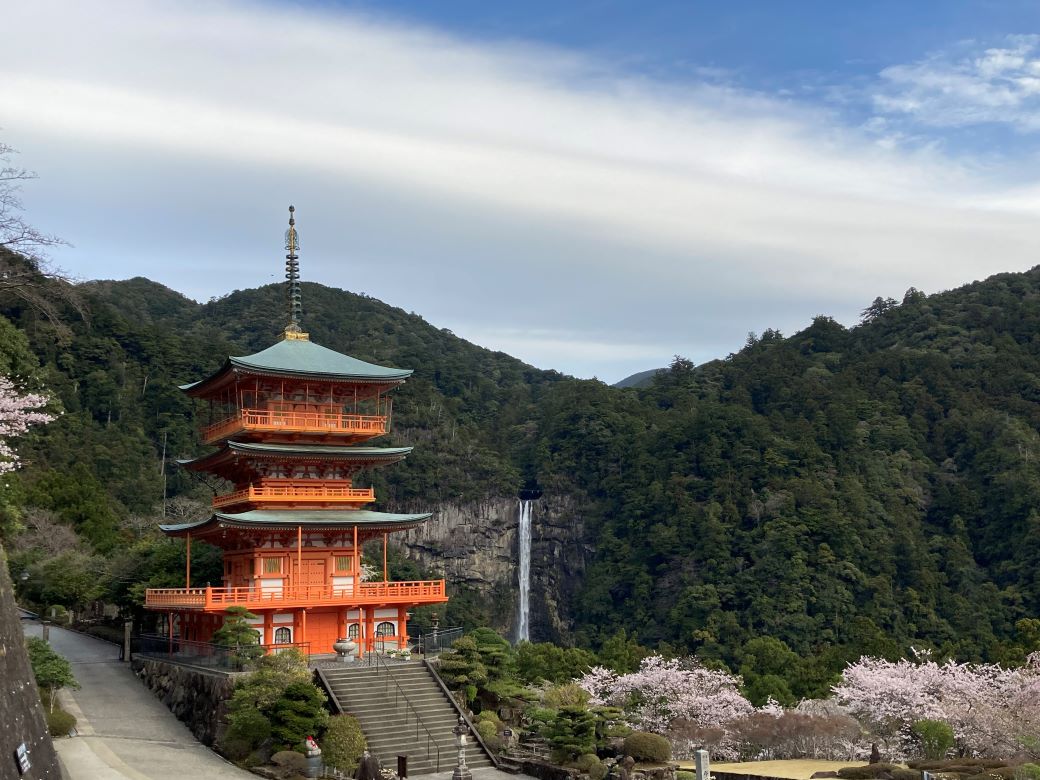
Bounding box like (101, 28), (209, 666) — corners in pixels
(262, 557), (283, 574)
(376, 621), (395, 638)
(335, 556), (353, 572)
(347, 623), (359, 639)
(274, 626), (292, 644)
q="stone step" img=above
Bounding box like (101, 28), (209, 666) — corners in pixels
(351, 714), (460, 729)
(338, 694), (453, 710)
(316, 663), (495, 776)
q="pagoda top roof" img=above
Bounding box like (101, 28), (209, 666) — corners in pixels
(180, 337), (412, 396)
(178, 442), (413, 471)
(159, 508), (432, 536)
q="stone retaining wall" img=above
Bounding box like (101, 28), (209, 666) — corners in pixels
(0, 546), (61, 780)
(131, 656), (239, 746)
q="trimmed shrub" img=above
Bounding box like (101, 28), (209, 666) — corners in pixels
(477, 711), (503, 729)
(589, 760), (608, 780)
(476, 720), (499, 744)
(912, 720), (954, 761)
(573, 753), (600, 772)
(623, 732), (671, 763)
(677, 772), (697, 780)
(1014, 766), (1040, 780)
(322, 715), (367, 773)
(268, 681), (329, 751)
(837, 765), (904, 779)
(46, 708), (76, 736)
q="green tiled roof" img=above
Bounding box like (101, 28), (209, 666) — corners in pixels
(176, 442), (412, 470)
(230, 339), (411, 380)
(179, 337), (411, 391)
(160, 509), (432, 534)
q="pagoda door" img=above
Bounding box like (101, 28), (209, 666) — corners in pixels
(295, 559), (327, 595)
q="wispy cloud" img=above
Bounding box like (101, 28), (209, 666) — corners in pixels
(3, 2), (1040, 381)
(874, 35), (1040, 131)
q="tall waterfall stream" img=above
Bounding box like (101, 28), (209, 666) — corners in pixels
(517, 498), (533, 642)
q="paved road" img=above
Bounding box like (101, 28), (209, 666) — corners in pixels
(22, 622), (252, 780)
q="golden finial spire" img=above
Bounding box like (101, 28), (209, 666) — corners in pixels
(283, 205), (309, 341)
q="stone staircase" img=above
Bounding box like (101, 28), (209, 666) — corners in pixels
(317, 662), (495, 776)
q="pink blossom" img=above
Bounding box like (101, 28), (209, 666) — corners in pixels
(0, 375), (52, 474)
(833, 650), (1040, 759)
(578, 655), (755, 759)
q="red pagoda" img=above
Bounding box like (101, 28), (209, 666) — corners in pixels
(144, 207), (446, 655)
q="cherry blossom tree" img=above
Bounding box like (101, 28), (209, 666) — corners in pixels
(833, 649), (1040, 759)
(578, 655), (754, 759)
(0, 374), (52, 474)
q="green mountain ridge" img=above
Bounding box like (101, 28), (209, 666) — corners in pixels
(4, 262), (1040, 699)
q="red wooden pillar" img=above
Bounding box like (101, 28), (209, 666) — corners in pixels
(263, 612), (273, 647)
(397, 606), (408, 649)
(300, 608), (308, 652)
(365, 607), (375, 654)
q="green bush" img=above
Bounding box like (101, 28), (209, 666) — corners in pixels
(476, 710), (503, 729)
(677, 772), (697, 780)
(220, 651), (326, 759)
(912, 719), (955, 760)
(543, 682), (591, 710)
(46, 707), (76, 736)
(222, 708), (272, 760)
(540, 706), (598, 763)
(1014, 765), (1040, 780)
(622, 732), (671, 763)
(322, 715), (367, 773)
(573, 753), (600, 772)
(589, 760), (608, 780)
(476, 720), (499, 745)
(268, 681), (329, 751)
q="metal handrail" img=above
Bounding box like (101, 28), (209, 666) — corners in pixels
(424, 659), (500, 768)
(416, 626), (464, 656)
(372, 653), (441, 773)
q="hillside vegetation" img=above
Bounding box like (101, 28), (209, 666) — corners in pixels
(3, 257), (1040, 699)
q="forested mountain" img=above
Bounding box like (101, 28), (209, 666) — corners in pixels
(3, 258), (1040, 700)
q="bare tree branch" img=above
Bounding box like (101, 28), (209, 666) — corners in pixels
(0, 142), (83, 339)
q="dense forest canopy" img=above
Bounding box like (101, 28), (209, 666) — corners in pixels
(3, 252), (1040, 700)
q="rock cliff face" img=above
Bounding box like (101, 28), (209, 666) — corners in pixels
(394, 493), (588, 643)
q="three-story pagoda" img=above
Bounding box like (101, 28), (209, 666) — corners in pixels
(144, 207), (446, 655)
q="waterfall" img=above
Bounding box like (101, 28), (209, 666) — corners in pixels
(517, 498), (533, 642)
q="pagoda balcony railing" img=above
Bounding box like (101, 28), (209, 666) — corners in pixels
(202, 408), (387, 444)
(144, 580), (447, 611)
(212, 481), (376, 509)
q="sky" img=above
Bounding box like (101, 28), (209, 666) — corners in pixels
(5, 2), (1040, 382)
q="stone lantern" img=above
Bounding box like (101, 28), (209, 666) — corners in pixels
(451, 716), (471, 780)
